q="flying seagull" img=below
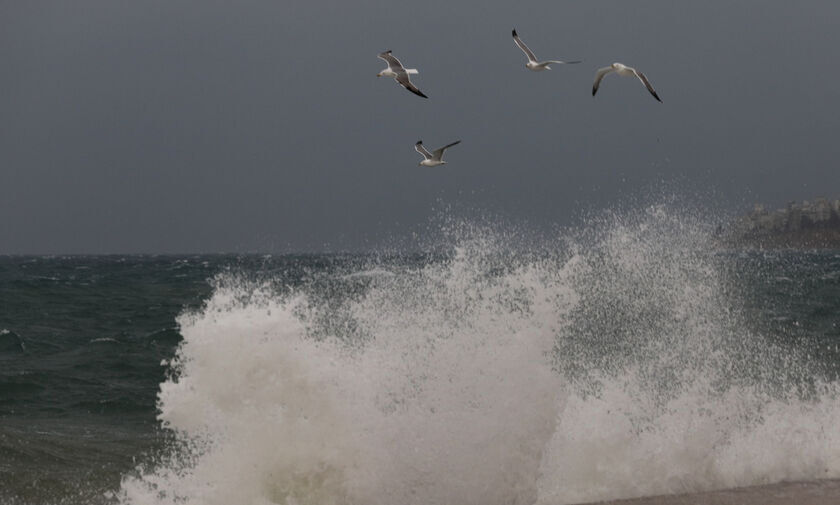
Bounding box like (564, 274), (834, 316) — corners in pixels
(377, 50), (428, 99)
(415, 140), (461, 167)
(512, 29), (581, 71)
(592, 63), (661, 102)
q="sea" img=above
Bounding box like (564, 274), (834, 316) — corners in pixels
(2, 205), (840, 505)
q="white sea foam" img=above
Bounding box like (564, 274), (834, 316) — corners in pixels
(119, 204), (840, 505)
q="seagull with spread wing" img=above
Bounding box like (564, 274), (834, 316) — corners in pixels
(415, 140), (460, 167)
(512, 29), (581, 71)
(592, 63), (661, 102)
(377, 50), (428, 99)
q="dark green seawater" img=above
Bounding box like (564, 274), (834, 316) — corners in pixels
(1, 246), (840, 504)
(0, 255), (342, 503)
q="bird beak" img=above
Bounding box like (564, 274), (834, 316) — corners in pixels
(376, 73), (381, 77)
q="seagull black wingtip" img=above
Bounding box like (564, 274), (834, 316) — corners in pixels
(512, 29), (517, 37)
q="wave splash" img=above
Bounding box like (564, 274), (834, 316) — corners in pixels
(119, 204), (840, 505)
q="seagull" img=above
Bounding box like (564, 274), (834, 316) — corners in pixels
(592, 63), (661, 102)
(415, 140), (460, 167)
(377, 50), (428, 99)
(512, 29), (581, 71)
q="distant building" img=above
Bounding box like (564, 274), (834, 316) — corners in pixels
(727, 196), (840, 248)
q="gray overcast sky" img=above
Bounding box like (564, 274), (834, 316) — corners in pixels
(2, 1), (840, 253)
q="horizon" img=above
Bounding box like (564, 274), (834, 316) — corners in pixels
(6, 192), (840, 255)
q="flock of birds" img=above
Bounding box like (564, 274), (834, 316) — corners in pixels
(376, 29), (662, 166)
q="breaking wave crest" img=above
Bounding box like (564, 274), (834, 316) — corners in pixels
(118, 203), (840, 505)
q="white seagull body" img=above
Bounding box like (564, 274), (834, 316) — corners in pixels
(415, 140), (460, 167)
(377, 50), (428, 98)
(512, 29), (581, 71)
(592, 63), (661, 102)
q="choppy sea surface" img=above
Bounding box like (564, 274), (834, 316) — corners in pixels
(2, 206), (840, 505)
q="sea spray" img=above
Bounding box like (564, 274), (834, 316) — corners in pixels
(119, 203), (840, 505)
(122, 288), (363, 505)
